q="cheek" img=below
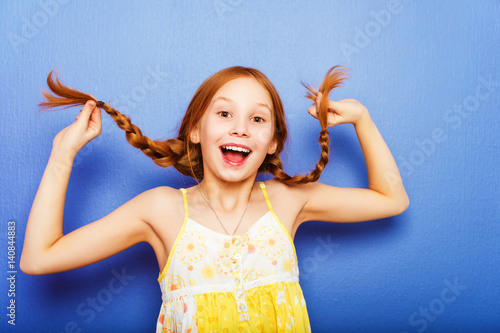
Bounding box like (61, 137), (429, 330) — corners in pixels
(253, 127), (275, 148)
(199, 118), (220, 142)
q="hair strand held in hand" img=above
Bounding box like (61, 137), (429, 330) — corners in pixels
(39, 66), (348, 184)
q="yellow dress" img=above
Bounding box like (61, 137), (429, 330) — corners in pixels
(157, 183), (311, 332)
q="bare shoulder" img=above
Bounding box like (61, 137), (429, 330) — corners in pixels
(262, 178), (316, 205)
(138, 186), (184, 222)
(142, 185), (182, 202)
(263, 179), (341, 228)
(132, 186), (186, 269)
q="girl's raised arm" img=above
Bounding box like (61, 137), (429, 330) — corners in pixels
(294, 94), (409, 224)
(20, 101), (162, 275)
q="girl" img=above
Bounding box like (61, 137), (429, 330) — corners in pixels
(21, 66), (409, 332)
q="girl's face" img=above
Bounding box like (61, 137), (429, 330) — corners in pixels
(191, 77), (277, 183)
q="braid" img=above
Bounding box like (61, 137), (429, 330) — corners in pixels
(39, 66), (347, 183)
(266, 65), (347, 185)
(39, 70), (199, 178)
(98, 104), (185, 167)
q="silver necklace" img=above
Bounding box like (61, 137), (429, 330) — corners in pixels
(198, 184), (254, 236)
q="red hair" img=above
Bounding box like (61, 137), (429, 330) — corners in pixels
(40, 66), (347, 184)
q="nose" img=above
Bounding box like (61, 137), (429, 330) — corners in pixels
(230, 118), (249, 137)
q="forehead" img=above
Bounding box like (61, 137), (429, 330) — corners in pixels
(211, 77), (273, 109)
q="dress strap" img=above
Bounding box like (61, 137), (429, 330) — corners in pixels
(258, 182), (298, 261)
(180, 188), (189, 222)
(157, 188), (189, 283)
(259, 182), (274, 212)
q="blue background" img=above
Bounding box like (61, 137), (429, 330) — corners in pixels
(1, 1), (499, 332)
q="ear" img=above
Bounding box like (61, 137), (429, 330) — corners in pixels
(190, 124), (200, 144)
(267, 138), (278, 155)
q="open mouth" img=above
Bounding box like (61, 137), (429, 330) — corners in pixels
(220, 145), (252, 165)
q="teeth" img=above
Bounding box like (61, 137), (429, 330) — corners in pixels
(222, 146), (250, 153)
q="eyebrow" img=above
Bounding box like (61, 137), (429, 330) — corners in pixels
(212, 96), (272, 112)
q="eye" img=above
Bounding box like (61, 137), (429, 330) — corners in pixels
(251, 116), (265, 123)
(218, 111), (231, 118)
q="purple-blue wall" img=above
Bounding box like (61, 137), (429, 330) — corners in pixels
(1, 1), (499, 332)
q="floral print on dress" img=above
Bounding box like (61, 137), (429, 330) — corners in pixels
(175, 231), (207, 264)
(244, 269), (269, 282)
(165, 274), (186, 291)
(201, 263), (216, 280)
(256, 226), (286, 259)
(216, 250), (234, 278)
(156, 183), (311, 333)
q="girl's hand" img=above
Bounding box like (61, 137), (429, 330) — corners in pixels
(52, 100), (102, 157)
(308, 92), (369, 127)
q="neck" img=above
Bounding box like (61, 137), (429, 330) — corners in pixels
(198, 176), (257, 212)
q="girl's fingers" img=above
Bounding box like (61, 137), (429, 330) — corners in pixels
(75, 107), (84, 121)
(75, 101), (96, 124)
(308, 105), (318, 119)
(308, 94), (350, 127)
(88, 106), (102, 132)
(309, 97), (367, 127)
(316, 92), (323, 105)
(308, 92), (324, 119)
(74, 100), (102, 138)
